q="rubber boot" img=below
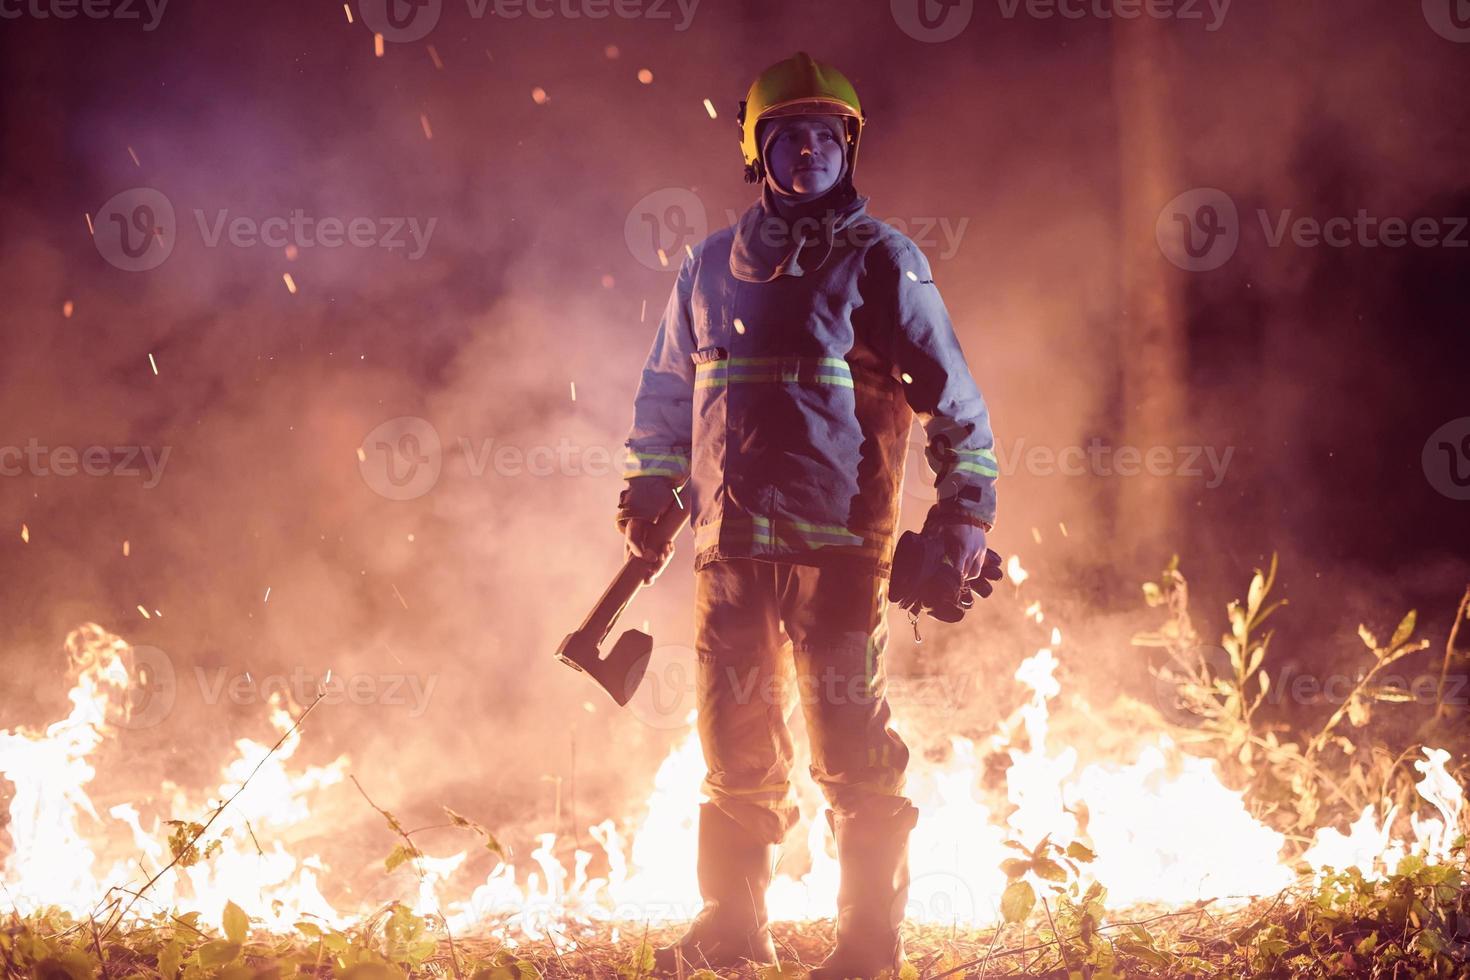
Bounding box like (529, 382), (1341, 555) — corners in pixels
(809, 801), (921, 980)
(653, 802), (778, 974)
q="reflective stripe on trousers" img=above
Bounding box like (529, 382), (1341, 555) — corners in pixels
(694, 557), (912, 845)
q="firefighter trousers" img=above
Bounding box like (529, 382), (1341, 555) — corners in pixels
(693, 556), (913, 846)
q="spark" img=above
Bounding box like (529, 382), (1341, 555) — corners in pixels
(392, 584), (408, 610)
(637, 68), (653, 84)
(569, 381), (577, 401)
(604, 44), (619, 59)
(263, 586), (272, 603)
(640, 299), (647, 322)
(62, 300), (74, 318)
(656, 248), (668, 267)
(685, 244), (694, 260)
(136, 605), (150, 619)
(285, 244), (299, 261)
(355, 447), (367, 463)
(900, 371), (912, 384)
(420, 113), (433, 140)
(703, 98), (716, 119)
(283, 273), (298, 294)
(1059, 521), (1069, 537)
(148, 353), (158, 375)
(342, 2), (351, 21)
(20, 524), (29, 544)
(127, 146), (140, 167)
(733, 317), (746, 335)
(427, 44), (443, 69)
(905, 270), (918, 281)
(122, 540), (130, 557)
(531, 87), (549, 105)
(374, 33), (384, 57)
(1009, 555), (1029, 587)
(85, 212), (95, 235)
(1031, 527), (1042, 544)
(601, 274), (615, 288)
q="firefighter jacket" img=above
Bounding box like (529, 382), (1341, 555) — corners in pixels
(616, 191), (998, 578)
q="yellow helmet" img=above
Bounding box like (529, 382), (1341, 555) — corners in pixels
(737, 51), (864, 185)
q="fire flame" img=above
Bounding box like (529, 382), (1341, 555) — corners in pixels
(1, 563), (1463, 947)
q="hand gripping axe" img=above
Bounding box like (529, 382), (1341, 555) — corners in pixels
(555, 492), (690, 706)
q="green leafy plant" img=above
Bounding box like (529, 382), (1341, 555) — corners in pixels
(1131, 554), (1448, 838)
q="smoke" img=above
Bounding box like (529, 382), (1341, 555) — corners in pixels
(0, 0), (1466, 905)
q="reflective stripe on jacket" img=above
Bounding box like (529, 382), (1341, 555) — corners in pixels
(617, 200), (998, 577)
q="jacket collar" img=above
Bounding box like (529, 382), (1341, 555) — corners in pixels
(729, 180), (870, 283)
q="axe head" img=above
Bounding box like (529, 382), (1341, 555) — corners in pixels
(556, 627), (652, 707)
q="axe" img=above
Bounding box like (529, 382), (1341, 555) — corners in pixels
(556, 492), (691, 706)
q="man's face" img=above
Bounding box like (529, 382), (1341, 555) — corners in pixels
(764, 115), (846, 198)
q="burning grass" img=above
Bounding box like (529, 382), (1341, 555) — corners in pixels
(6, 861), (1469, 980)
(3, 555), (1468, 978)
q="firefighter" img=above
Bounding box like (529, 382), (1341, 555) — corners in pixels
(615, 51), (999, 979)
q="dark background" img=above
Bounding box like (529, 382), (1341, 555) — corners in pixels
(1, 0), (1467, 903)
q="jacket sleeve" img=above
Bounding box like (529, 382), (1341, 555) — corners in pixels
(877, 237), (999, 531)
(615, 251), (697, 533)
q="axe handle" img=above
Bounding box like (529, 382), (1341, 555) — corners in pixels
(579, 492), (691, 646)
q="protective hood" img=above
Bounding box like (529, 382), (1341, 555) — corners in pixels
(729, 179), (871, 283)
